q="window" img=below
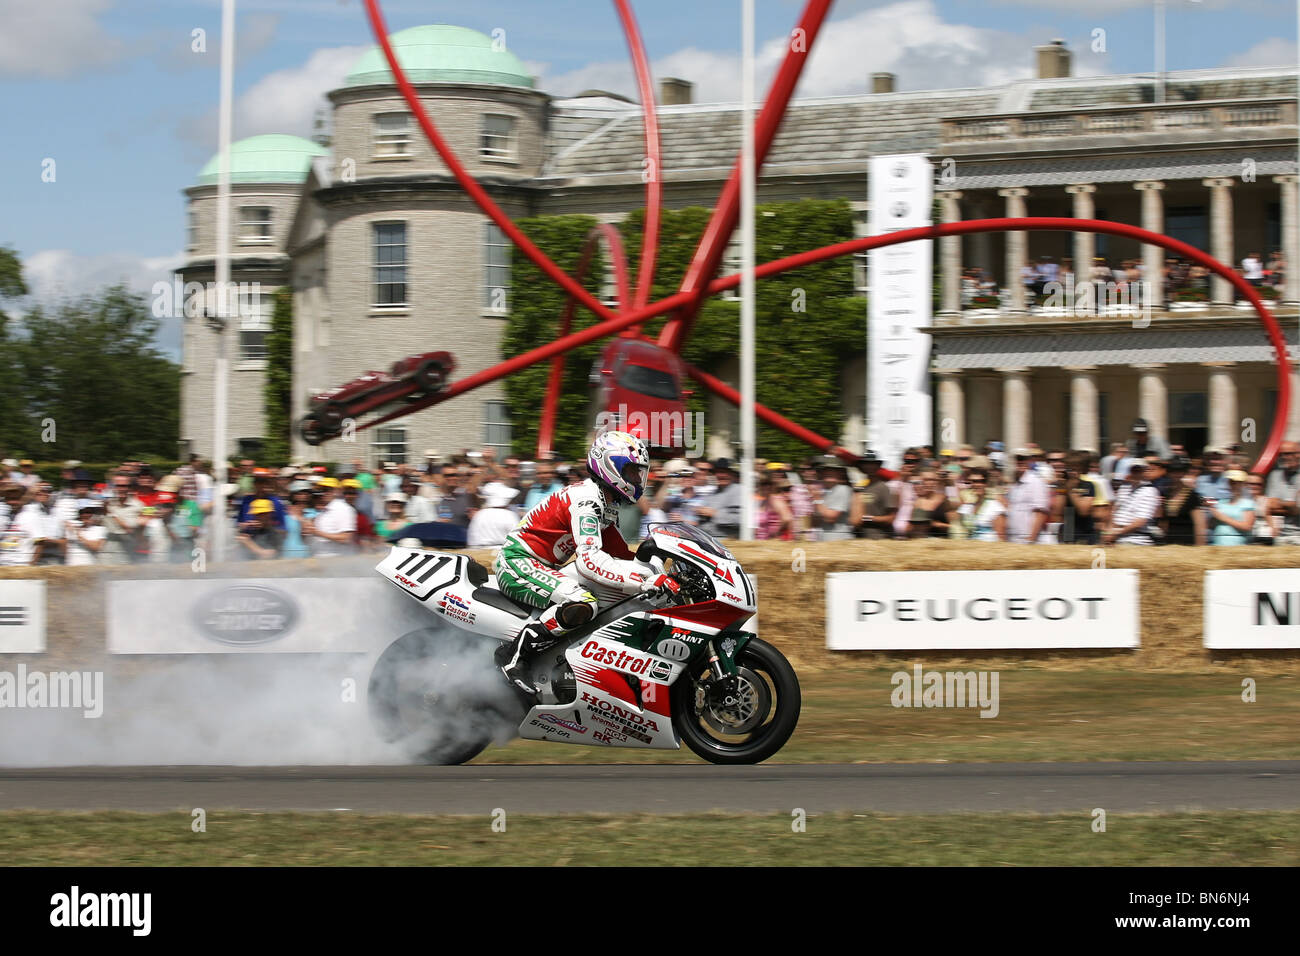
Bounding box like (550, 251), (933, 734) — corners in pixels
(484, 401), (512, 456)
(238, 206), (273, 244)
(617, 363), (680, 400)
(852, 211), (870, 294)
(371, 427), (408, 467)
(372, 112), (412, 158)
(480, 114), (516, 160)
(373, 222), (407, 307)
(721, 236), (742, 301)
(238, 290), (273, 363)
(483, 222), (510, 313)
(1168, 391), (1208, 458)
(187, 206), (199, 253)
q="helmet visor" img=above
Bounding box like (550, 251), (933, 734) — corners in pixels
(620, 461), (648, 489)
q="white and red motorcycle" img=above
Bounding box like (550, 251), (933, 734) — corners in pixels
(370, 522), (800, 765)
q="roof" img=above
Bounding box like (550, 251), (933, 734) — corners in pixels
(196, 134), (328, 186)
(345, 24), (534, 88)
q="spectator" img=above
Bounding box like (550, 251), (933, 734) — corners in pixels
(806, 459), (853, 541)
(1103, 461), (1161, 546)
(341, 479), (375, 550)
(890, 450), (921, 537)
(1124, 418), (1171, 463)
(146, 492), (181, 563)
(1058, 449), (1106, 544)
(754, 475), (794, 540)
(1247, 474), (1275, 544)
(1161, 457), (1206, 545)
(400, 474), (436, 524)
(1207, 470), (1256, 546)
(281, 482), (314, 558)
(1242, 252), (1264, 287)
(1195, 449), (1232, 500)
(953, 468), (1006, 541)
(1266, 441), (1300, 545)
(14, 459), (38, 490)
(375, 493), (412, 541)
(101, 475), (142, 564)
(851, 451), (896, 540)
(237, 499), (286, 560)
(908, 469), (952, 538)
(522, 460), (562, 510)
(1006, 449), (1051, 543)
(311, 478), (356, 557)
(65, 502), (107, 566)
(697, 460), (743, 539)
(467, 482), (521, 547)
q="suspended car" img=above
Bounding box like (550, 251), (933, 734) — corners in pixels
(299, 350), (456, 446)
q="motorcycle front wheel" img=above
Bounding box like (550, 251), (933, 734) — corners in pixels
(670, 636), (800, 765)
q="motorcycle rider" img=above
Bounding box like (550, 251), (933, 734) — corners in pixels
(494, 430), (677, 696)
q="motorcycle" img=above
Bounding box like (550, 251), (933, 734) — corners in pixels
(369, 521), (800, 765)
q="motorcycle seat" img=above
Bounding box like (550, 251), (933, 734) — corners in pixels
(472, 585), (535, 620)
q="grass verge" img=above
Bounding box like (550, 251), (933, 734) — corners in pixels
(4, 809), (1296, 866)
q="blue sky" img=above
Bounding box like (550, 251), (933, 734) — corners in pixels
(0, 0), (1293, 355)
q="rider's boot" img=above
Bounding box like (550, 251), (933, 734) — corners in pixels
(496, 619), (562, 699)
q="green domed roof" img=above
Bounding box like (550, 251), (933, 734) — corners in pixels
(345, 24), (534, 89)
(197, 134), (327, 186)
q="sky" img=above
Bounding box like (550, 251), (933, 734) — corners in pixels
(0, 0), (1294, 357)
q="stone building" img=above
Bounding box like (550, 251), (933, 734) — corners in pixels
(178, 24), (1299, 465)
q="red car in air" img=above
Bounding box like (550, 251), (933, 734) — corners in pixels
(589, 338), (690, 453)
(300, 350), (456, 446)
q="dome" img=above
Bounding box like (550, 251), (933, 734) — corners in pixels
(345, 24), (534, 89)
(196, 134), (328, 186)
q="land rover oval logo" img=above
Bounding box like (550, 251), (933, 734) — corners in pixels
(194, 586), (298, 645)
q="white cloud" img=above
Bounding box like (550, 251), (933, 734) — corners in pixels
(178, 44), (368, 150)
(19, 249), (186, 358)
(537, 0), (1058, 102)
(1222, 37), (1298, 68)
(0, 0), (127, 78)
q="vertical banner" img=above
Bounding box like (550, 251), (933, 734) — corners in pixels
(868, 153), (933, 468)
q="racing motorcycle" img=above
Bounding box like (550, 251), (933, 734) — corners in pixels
(369, 522), (800, 765)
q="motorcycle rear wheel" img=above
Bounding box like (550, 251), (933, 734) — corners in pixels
(368, 628), (508, 765)
(670, 636), (800, 765)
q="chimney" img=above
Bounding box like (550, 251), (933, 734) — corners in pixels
(1035, 39), (1072, 79)
(870, 72), (896, 94)
(660, 77), (693, 105)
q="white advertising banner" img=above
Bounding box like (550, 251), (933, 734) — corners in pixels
(826, 569), (1140, 649)
(0, 581), (46, 654)
(107, 578), (441, 655)
(1205, 569), (1300, 649)
(867, 153), (933, 469)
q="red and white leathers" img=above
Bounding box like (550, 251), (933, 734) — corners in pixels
(495, 478), (654, 610)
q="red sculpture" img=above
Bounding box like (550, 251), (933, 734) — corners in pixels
(353, 0), (1290, 475)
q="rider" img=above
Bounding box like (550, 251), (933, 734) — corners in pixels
(494, 430), (677, 696)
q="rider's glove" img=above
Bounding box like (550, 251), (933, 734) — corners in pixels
(640, 573), (681, 596)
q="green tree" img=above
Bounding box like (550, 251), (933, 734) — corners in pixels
(11, 284), (179, 461)
(262, 287), (294, 463)
(0, 245), (31, 455)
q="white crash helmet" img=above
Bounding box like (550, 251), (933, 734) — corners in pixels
(587, 430), (651, 503)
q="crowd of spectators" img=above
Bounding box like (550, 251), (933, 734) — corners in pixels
(961, 250), (1286, 307)
(3, 422), (1297, 565)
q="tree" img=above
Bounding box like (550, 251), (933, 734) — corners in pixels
(0, 245), (31, 454)
(8, 284), (179, 461)
(262, 287), (294, 463)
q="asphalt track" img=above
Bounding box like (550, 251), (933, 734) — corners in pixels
(0, 761), (1297, 814)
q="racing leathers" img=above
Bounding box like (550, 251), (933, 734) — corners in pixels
(493, 478), (654, 695)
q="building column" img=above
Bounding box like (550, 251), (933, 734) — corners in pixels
(938, 191), (964, 316)
(1065, 366), (1099, 453)
(1202, 178), (1236, 306)
(1065, 184), (1097, 285)
(1133, 181), (1166, 308)
(1205, 362), (1238, 451)
(1289, 364), (1300, 443)
(935, 369), (965, 447)
(1274, 175), (1300, 307)
(998, 367), (1032, 464)
(998, 188), (1029, 313)
(1134, 363), (1169, 445)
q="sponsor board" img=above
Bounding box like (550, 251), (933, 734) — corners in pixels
(107, 578), (438, 655)
(826, 569), (1140, 649)
(1204, 569), (1300, 648)
(0, 581), (46, 654)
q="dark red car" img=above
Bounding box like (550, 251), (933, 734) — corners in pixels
(300, 350), (455, 445)
(589, 338), (691, 453)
